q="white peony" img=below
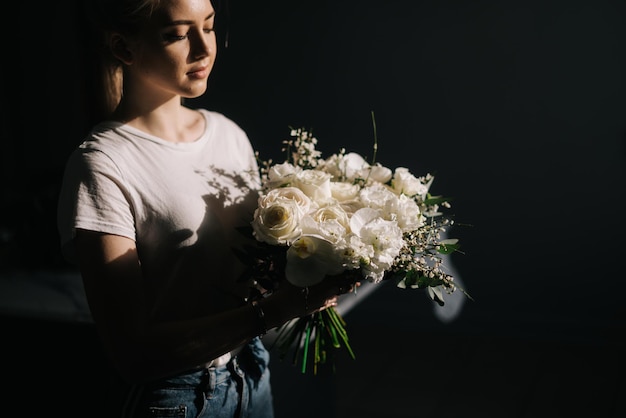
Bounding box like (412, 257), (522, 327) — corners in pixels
(390, 194), (424, 232)
(341, 233), (374, 270)
(358, 183), (398, 212)
(349, 208), (404, 283)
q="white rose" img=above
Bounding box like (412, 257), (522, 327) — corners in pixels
(293, 169), (333, 202)
(367, 163), (393, 184)
(339, 198), (366, 216)
(391, 167), (429, 197)
(324, 152), (371, 182)
(329, 181), (361, 202)
(262, 186), (313, 214)
(251, 187), (311, 245)
(343, 152), (371, 182)
(319, 153), (344, 179)
(301, 204), (351, 244)
(311, 204), (350, 230)
(265, 162), (301, 189)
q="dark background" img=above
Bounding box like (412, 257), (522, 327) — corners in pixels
(200, 0), (626, 342)
(1, 0), (625, 416)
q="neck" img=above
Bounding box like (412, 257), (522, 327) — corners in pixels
(113, 97), (204, 144)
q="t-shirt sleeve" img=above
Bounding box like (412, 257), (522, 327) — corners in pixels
(57, 147), (136, 263)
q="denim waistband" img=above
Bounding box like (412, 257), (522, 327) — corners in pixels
(202, 344), (245, 369)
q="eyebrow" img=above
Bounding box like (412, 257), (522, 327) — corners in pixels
(165, 11), (215, 27)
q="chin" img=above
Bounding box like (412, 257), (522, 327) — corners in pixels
(184, 84), (209, 99)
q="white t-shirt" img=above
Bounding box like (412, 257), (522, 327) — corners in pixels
(57, 109), (261, 320)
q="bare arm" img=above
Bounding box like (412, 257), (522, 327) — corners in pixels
(75, 229), (349, 383)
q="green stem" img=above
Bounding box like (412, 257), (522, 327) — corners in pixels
(370, 110), (378, 165)
(301, 322), (312, 374)
(327, 308), (356, 359)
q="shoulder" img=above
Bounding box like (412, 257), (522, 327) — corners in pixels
(78, 122), (130, 153)
(66, 122), (135, 173)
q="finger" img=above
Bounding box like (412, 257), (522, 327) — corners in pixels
(347, 282), (361, 292)
(337, 282), (359, 294)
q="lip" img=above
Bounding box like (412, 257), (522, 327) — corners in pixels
(188, 65), (209, 79)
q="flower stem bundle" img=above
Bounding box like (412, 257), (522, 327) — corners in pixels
(271, 307), (355, 375)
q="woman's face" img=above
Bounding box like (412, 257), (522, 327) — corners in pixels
(125, 0), (217, 99)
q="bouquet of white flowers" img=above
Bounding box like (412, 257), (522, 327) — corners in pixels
(239, 120), (469, 374)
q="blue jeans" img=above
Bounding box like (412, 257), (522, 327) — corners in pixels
(121, 338), (274, 418)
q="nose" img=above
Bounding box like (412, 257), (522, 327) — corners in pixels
(190, 30), (213, 59)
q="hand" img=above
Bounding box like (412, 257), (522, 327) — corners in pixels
(313, 279), (362, 313)
(318, 295), (339, 312)
(271, 275), (360, 318)
(335, 279), (361, 296)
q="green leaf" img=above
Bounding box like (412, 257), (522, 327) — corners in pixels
(438, 240), (460, 254)
(423, 195), (452, 206)
(395, 270), (446, 289)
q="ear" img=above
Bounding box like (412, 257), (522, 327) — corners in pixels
(109, 33), (134, 65)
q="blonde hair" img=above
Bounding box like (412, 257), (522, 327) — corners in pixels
(82, 0), (162, 123)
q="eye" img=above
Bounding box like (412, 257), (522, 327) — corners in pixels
(204, 27), (215, 34)
(163, 32), (188, 42)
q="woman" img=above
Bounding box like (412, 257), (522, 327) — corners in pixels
(57, 0), (353, 416)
